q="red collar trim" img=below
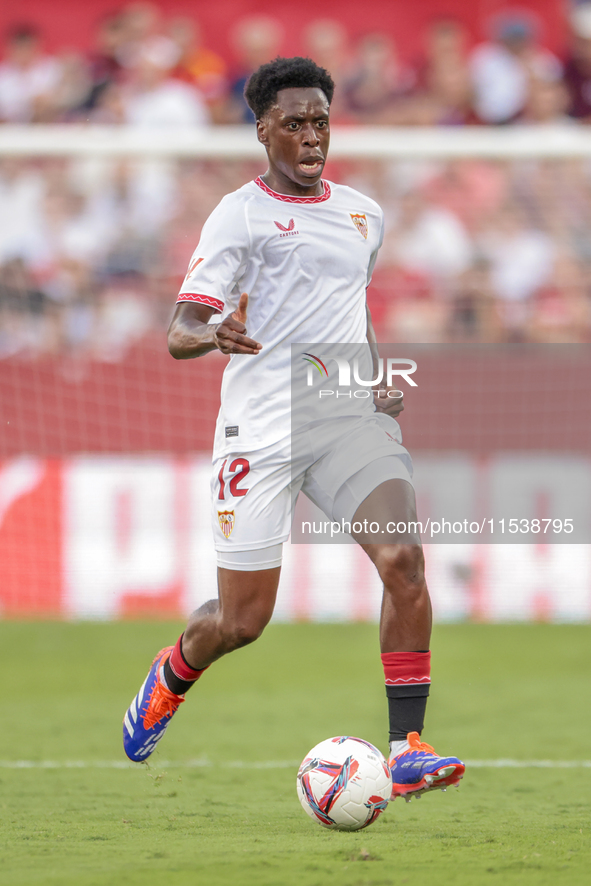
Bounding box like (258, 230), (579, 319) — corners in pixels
(254, 176), (331, 204)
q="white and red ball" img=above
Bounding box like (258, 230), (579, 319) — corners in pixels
(296, 736), (391, 831)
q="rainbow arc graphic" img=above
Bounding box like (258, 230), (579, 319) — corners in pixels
(303, 353), (328, 377)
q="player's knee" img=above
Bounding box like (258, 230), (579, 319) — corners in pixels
(222, 616), (267, 651)
(375, 544), (425, 591)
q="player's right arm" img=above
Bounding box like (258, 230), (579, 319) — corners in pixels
(168, 293), (262, 359)
(171, 194), (262, 359)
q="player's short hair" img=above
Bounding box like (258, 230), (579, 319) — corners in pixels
(244, 56), (334, 120)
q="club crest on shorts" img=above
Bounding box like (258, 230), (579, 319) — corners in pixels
(350, 213), (368, 239)
(218, 510), (235, 538)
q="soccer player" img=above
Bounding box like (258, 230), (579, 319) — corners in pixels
(123, 57), (465, 801)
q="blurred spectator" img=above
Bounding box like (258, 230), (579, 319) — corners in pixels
(470, 11), (562, 124)
(526, 252), (591, 342)
(0, 257), (46, 317)
(421, 57), (472, 125)
(0, 159), (47, 265)
(0, 24), (62, 122)
(121, 41), (209, 127)
(102, 158), (179, 240)
(420, 19), (469, 78)
(53, 52), (92, 122)
(1, 5), (591, 354)
(114, 1), (168, 70)
(423, 160), (507, 232)
(169, 17), (228, 121)
(522, 78), (571, 125)
(564, 3), (591, 121)
(46, 188), (109, 265)
(83, 13), (127, 113)
(91, 80), (126, 124)
(412, 19), (473, 125)
(227, 16), (284, 123)
(477, 201), (554, 336)
(303, 19), (350, 122)
(446, 260), (503, 342)
(1, 154), (590, 356)
(91, 283), (153, 360)
(383, 285), (447, 343)
(0, 257), (54, 357)
(382, 190), (472, 281)
(344, 33), (415, 123)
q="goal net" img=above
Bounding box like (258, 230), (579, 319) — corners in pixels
(0, 124), (589, 621)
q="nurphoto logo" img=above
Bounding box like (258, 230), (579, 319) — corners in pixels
(303, 354), (418, 395)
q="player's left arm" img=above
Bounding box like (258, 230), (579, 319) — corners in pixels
(366, 303), (404, 418)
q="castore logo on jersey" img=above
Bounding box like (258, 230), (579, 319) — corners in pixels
(274, 219), (299, 238)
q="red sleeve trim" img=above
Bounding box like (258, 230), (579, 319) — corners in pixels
(176, 293), (224, 313)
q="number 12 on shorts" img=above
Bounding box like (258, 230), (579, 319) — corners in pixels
(218, 457), (250, 500)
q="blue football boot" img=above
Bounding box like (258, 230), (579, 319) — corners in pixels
(123, 646), (184, 762)
(389, 731), (465, 801)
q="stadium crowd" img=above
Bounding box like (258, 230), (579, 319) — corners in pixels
(4, 2), (591, 127)
(1, 2), (591, 357)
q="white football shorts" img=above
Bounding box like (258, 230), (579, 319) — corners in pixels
(211, 413), (414, 571)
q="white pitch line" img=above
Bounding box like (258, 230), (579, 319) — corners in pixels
(0, 759), (298, 770)
(465, 759), (591, 769)
(0, 759), (590, 770)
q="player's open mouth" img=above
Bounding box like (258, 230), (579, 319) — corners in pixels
(299, 159), (324, 175)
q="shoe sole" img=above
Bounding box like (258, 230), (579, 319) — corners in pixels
(391, 762), (465, 802)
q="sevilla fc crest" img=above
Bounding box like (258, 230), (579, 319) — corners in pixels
(218, 510), (235, 539)
(350, 213), (368, 239)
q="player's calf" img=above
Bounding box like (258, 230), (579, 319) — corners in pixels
(181, 571), (279, 667)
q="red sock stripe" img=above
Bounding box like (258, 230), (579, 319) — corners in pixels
(169, 634), (208, 682)
(381, 651), (431, 685)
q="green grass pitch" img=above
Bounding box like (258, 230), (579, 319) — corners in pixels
(0, 621), (589, 886)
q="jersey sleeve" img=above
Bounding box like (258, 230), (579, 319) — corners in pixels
(176, 195), (250, 314)
(366, 208), (385, 288)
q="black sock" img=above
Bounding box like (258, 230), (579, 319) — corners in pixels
(163, 657), (196, 695)
(386, 684), (430, 742)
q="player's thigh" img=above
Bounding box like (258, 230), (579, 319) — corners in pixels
(302, 414), (415, 536)
(352, 480), (426, 594)
(351, 478), (421, 546)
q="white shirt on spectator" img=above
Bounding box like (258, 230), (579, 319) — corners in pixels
(470, 43), (562, 123)
(123, 79), (209, 128)
(0, 168), (48, 264)
(0, 57), (61, 122)
(390, 206), (472, 279)
(480, 228), (554, 301)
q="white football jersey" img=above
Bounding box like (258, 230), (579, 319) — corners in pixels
(177, 176), (384, 455)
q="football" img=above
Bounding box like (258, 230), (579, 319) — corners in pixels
(296, 736), (392, 831)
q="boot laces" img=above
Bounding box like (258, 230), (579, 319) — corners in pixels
(399, 731), (436, 756)
(142, 679), (184, 730)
